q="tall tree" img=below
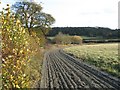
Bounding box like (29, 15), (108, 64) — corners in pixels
(12, 1), (55, 36)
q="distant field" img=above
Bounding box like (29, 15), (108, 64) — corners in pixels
(47, 37), (55, 40)
(64, 43), (120, 78)
(47, 36), (102, 40)
(81, 36), (103, 40)
(47, 36), (120, 43)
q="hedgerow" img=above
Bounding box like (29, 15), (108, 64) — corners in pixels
(1, 4), (42, 89)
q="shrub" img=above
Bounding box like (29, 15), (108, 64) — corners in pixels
(71, 36), (83, 44)
(53, 32), (83, 45)
(53, 32), (71, 45)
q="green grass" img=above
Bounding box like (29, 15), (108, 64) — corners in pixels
(64, 43), (120, 78)
(81, 36), (103, 40)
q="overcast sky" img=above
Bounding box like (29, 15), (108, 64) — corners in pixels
(0, 0), (119, 29)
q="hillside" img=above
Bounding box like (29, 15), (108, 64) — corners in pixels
(47, 27), (118, 39)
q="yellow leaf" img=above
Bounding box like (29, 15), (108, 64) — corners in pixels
(20, 50), (23, 53)
(16, 85), (20, 88)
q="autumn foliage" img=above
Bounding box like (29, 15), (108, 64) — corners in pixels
(71, 36), (83, 44)
(1, 4), (42, 89)
(53, 32), (82, 45)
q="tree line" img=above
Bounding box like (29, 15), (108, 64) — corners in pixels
(47, 27), (118, 39)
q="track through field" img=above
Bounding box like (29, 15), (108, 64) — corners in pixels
(40, 49), (120, 89)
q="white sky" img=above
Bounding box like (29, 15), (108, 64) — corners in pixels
(0, 0), (119, 29)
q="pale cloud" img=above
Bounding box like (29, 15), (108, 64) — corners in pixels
(39, 0), (119, 29)
(0, 0), (17, 10)
(0, 1), (6, 10)
(1, 0), (119, 29)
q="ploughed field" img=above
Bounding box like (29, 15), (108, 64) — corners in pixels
(40, 47), (120, 89)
